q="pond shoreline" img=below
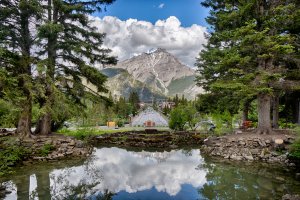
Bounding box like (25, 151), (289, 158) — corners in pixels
(1, 130), (299, 174)
(89, 131), (208, 148)
(201, 131), (298, 167)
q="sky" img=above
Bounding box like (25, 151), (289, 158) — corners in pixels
(96, 0), (209, 27)
(92, 0), (210, 67)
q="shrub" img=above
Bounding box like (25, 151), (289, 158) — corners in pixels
(290, 139), (300, 159)
(0, 145), (30, 176)
(169, 106), (187, 131)
(39, 143), (55, 156)
(289, 126), (300, 159)
(169, 105), (200, 131)
(211, 111), (234, 135)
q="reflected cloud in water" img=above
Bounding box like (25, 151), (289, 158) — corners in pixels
(50, 148), (207, 198)
(2, 147), (300, 199)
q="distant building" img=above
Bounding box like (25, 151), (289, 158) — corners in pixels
(131, 107), (169, 127)
(159, 101), (176, 109)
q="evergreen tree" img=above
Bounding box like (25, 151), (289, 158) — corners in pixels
(197, 0), (300, 134)
(35, 0), (117, 134)
(0, 0), (42, 137)
(128, 91), (140, 115)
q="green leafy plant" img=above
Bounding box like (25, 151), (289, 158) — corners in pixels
(0, 145), (30, 176)
(58, 128), (95, 140)
(289, 126), (300, 159)
(39, 143), (55, 157)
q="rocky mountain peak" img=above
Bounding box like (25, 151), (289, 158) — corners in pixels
(108, 49), (204, 99)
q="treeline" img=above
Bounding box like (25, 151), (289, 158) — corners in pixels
(78, 91), (141, 127)
(0, 0), (117, 137)
(196, 0), (300, 133)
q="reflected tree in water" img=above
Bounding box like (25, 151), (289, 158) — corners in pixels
(199, 160), (295, 200)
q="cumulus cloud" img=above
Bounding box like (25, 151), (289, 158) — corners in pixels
(158, 3), (165, 9)
(49, 148), (207, 198)
(90, 16), (207, 67)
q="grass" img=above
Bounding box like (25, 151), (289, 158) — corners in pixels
(58, 127), (170, 140)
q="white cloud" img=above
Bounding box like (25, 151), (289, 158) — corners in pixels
(158, 3), (165, 9)
(49, 148), (207, 198)
(90, 16), (207, 67)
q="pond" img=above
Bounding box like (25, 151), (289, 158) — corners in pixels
(1, 147), (300, 200)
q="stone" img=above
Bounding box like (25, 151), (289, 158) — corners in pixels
(75, 141), (84, 148)
(250, 149), (260, 155)
(230, 155), (243, 161)
(258, 139), (266, 147)
(296, 173), (300, 180)
(244, 155), (254, 161)
(57, 153), (64, 157)
(238, 141), (246, 146)
(275, 139), (284, 145)
(275, 177), (285, 182)
(69, 140), (76, 146)
(289, 163), (296, 167)
(282, 194), (300, 200)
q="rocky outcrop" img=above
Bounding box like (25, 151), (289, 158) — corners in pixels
(201, 135), (296, 166)
(21, 135), (93, 162)
(282, 194), (300, 200)
(91, 131), (207, 148)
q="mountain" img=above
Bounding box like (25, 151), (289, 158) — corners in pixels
(101, 68), (165, 102)
(104, 48), (204, 100)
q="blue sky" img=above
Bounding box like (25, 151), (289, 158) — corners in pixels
(96, 0), (209, 27)
(92, 0), (209, 67)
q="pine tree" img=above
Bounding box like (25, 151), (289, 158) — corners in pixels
(34, 0), (117, 134)
(0, 0), (42, 137)
(128, 91), (140, 115)
(197, 0), (300, 134)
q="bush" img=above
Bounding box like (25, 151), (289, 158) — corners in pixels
(169, 105), (200, 131)
(289, 126), (300, 159)
(39, 143), (55, 156)
(290, 139), (300, 159)
(211, 111), (234, 135)
(0, 144), (30, 176)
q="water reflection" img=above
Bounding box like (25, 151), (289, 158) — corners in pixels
(1, 147), (299, 200)
(2, 148), (207, 199)
(50, 148), (207, 199)
(200, 159), (300, 200)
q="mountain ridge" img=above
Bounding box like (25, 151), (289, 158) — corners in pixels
(104, 48), (204, 100)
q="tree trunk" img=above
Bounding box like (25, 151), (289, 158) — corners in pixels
(36, 172), (51, 199)
(16, 95), (32, 138)
(242, 102), (249, 122)
(16, 175), (29, 200)
(272, 94), (279, 129)
(297, 99), (300, 125)
(16, 1), (33, 138)
(35, 113), (52, 135)
(257, 93), (272, 134)
(35, 0), (57, 135)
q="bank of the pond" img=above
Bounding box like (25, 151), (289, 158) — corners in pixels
(201, 131), (298, 166)
(1, 128), (300, 179)
(0, 133), (92, 177)
(89, 131), (208, 148)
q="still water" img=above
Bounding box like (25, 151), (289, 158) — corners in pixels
(1, 147), (300, 200)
